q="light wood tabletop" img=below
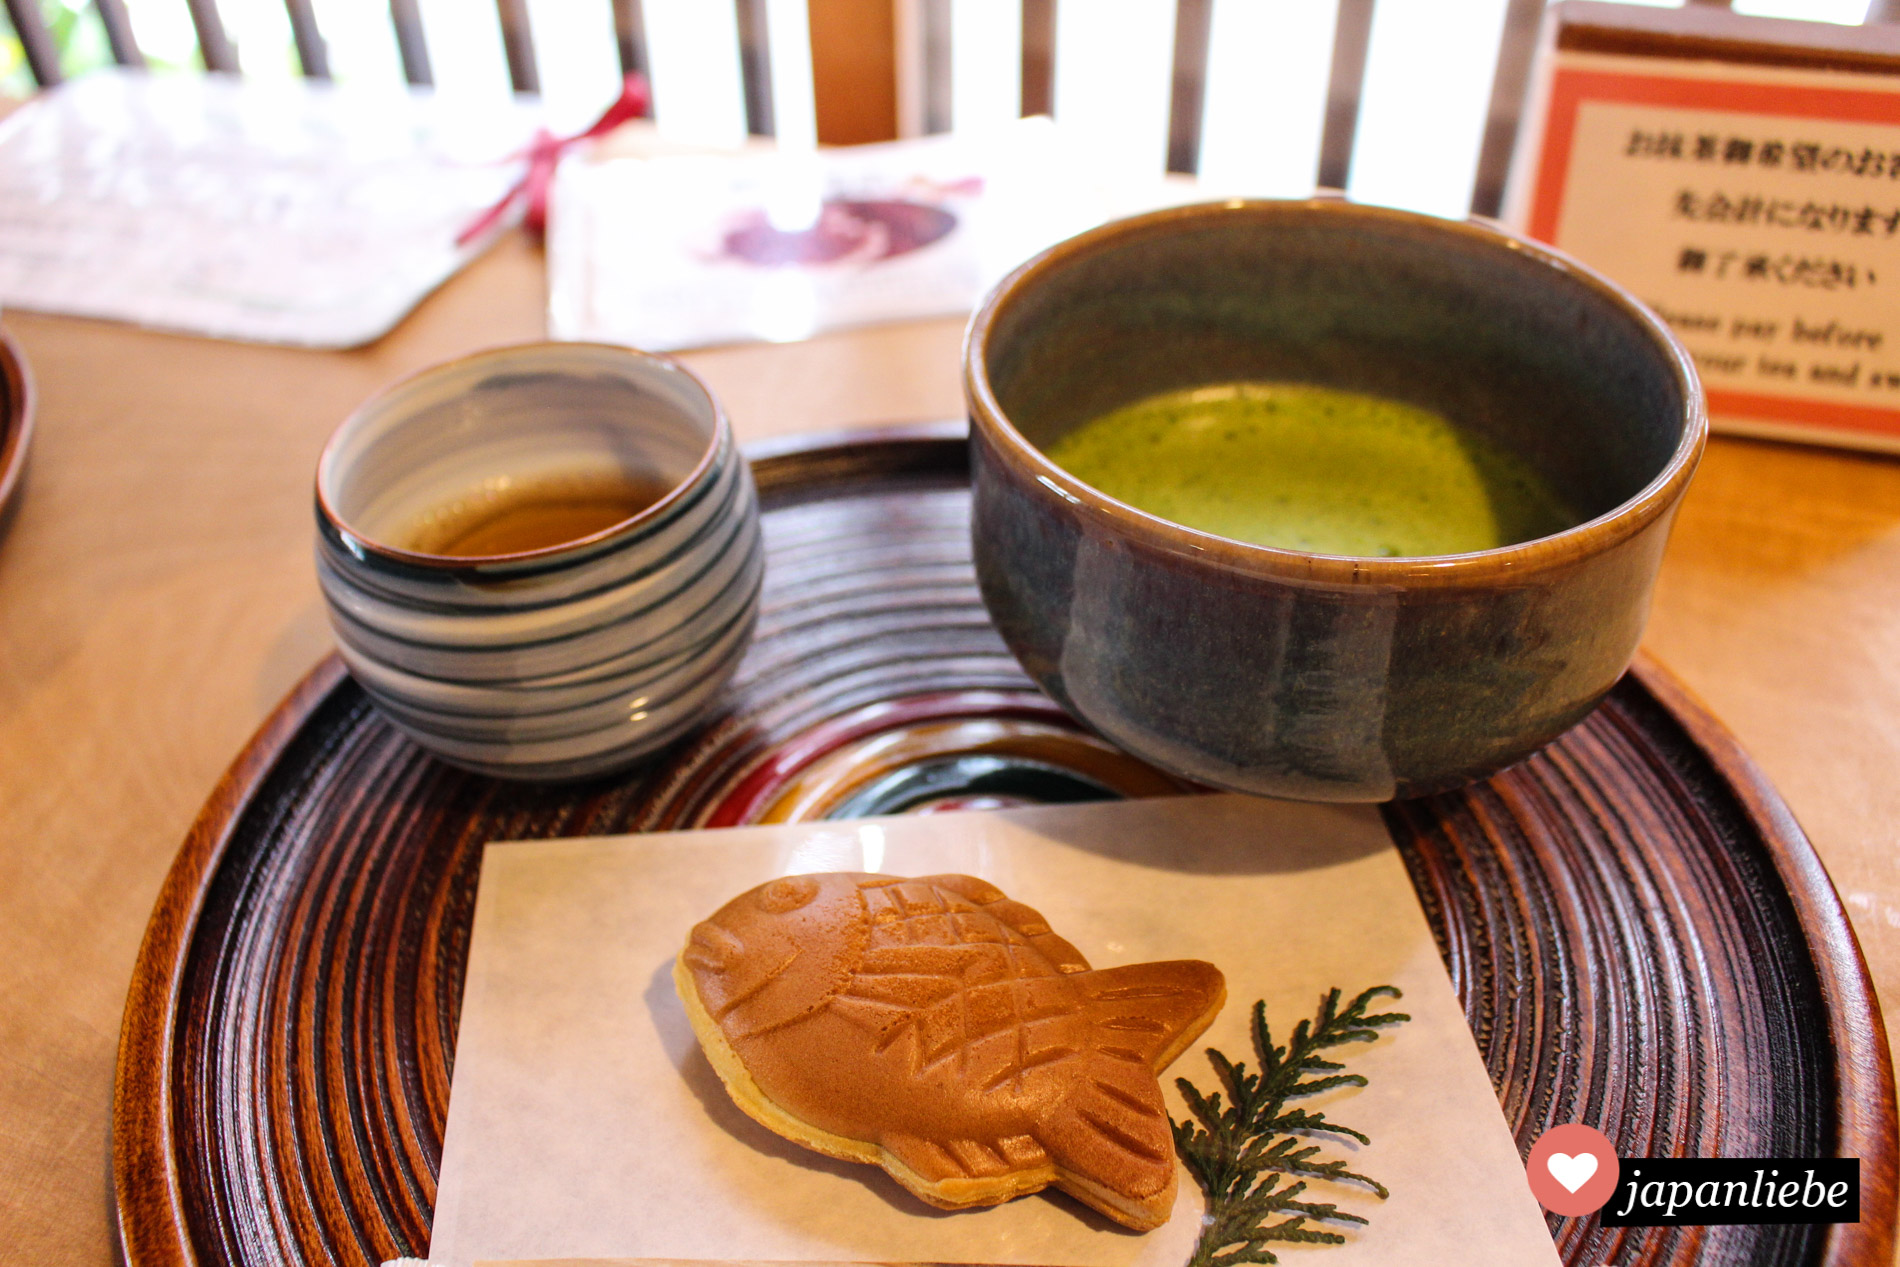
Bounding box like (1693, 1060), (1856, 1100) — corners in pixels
(1, 230), (1896, 1264)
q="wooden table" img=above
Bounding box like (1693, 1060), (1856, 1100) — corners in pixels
(1, 231), (1896, 1264)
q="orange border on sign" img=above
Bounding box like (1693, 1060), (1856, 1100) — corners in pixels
(1527, 68), (1900, 441)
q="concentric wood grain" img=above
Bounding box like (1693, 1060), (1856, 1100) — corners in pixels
(116, 424), (1894, 1267)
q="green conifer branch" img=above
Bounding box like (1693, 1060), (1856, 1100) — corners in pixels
(1171, 985), (1410, 1267)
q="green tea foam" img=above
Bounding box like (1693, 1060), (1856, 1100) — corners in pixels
(1044, 382), (1577, 557)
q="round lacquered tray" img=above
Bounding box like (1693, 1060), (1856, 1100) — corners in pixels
(115, 423), (1895, 1267)
(0, 331), (34, 528)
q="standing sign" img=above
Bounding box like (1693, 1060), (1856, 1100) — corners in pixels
(1508, 49), (1900, 453)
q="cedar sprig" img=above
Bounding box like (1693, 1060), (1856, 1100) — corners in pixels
(1172, 985), (1410, 1267)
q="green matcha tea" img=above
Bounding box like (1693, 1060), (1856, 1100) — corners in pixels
(1044, 382), (1577, 557)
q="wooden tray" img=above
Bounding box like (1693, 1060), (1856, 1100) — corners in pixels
(0, 331), (33, 529)
(115, 423), (1896, 1267)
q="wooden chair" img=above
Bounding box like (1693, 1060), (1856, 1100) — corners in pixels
(1, 0), (799, 145)
(3, 0), (1894, 221)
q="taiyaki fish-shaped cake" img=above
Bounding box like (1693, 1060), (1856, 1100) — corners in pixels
(674, 872), (1225, 1230)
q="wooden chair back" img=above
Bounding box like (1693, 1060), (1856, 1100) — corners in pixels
(2, 0), (1888, 220)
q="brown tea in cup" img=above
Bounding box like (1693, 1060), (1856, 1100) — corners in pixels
(396, 469), (677, 558)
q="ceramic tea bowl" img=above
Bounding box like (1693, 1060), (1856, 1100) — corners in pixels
(316, 343), (763, 781)
(965, 199), (1705, 801)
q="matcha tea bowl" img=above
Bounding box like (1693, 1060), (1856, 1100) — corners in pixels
(965, 199), (1705, 802)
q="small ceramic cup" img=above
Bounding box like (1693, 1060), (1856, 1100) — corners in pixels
(316, 343), (764, 781)
(966, 199), (1706, 802)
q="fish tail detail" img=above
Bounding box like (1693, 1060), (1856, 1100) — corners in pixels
(1036, 1068), (1178, 1221)
(1091, 1076), (1162, 1117)
(1077, 1107), (1169, 1161)
(1026, 958), (1226, 1229)
(1079, 959), (1226, 1070)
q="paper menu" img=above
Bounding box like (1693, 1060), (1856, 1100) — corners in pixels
(546, 119), (1188, 352)
(428, 795), (1560, 1267)
(0, 69), (537, 348)
(1504, 47), (1900, 452)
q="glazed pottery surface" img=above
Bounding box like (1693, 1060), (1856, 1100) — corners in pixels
(965, 200), (1706, 801)
(316, 343), (763, 781)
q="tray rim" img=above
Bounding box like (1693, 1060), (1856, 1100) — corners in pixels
(112, 423), (1897, 1266)
(0, 330), (35, 529)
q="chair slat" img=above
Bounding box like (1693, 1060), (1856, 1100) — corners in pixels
(764, 0), (818, 146)
(1198, 0), (1338, 196)
(414, 0), (514, 100)
(4, 0), (62, 84)
(496, 0), (540, 92)
(95, 0), (147, 68)
(528, 0), (623, 127)
(964, 0), (1024, 133)
(645, 0), (749, 145)
(1469, 0), (1544, 218)
(898, 0), (1025, 136)
(1317, 0), (1375, 191)
(1166, 0), (1212, 173)
(1349, 0), (1511, 217)
(1054, 0), (1177, 173)
(736, 0), (774, 134)
(922, 0), (953, 134)
(285, 0), (331, 78)
(390, 0), (433, 84)
(614, 0), (649, 74)
(181, 0), (238, 71)
(1021, 0), (1054, 116)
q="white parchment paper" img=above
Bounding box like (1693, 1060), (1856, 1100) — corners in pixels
(430, 795), (1560, 1267)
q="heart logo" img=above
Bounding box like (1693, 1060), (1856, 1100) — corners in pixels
(1527, 1124), (1616, 1214)
(1547, 1151), (1599, 1193)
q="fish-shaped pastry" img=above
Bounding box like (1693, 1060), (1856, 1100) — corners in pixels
(673, 872), (1225, 1230)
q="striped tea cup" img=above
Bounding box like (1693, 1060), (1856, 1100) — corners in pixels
(315, 343), (763, 781)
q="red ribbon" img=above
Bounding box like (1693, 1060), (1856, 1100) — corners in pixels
(456, 72), (652, 248)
